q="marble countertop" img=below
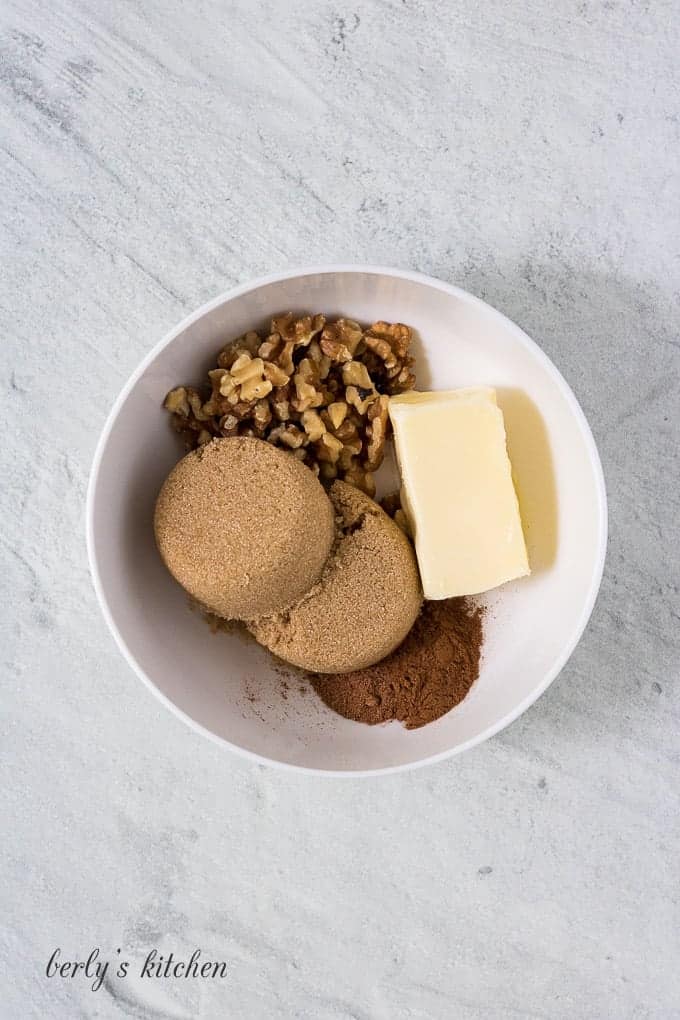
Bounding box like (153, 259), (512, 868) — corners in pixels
(2, 1), (679, 1017)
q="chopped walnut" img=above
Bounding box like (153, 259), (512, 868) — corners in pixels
(394, 509), (411, 536)
(320, 318), (363, 364)
(364, 321), (416, 394)
(292, 371), (323, 413)
(322, 318), (363, 356)
(366, 321), (411, 360)
(258, 335), (281, 361)
(272, 395), (291, 421)
(279, 340), (295, 376)
(253, 399), (272, 434)
(186, 388), (211, 421)
(342, 360), (373, 389)
(363, 332), (398, 372)
(164, 387), (190, 416)
(320, 336), (352, 363)
(301, 409), (326, 442)
(163, 313), (416, 491)
(327, 401), (348, 430)
(308, 339), (332, 380)
(268, 423), (306, 449)
(216, 353), (273, 404)
(379, 491), (413, 539)
(343, 462), (376, 497)
(346, 384), (376, 416)
(365, 394), (389, 470)
(263, 361), (289, 387)
(218, 413), (239, 437)
(272, 313), (325, 347)
(316, 431), (343, 463)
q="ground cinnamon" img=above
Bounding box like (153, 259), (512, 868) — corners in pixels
(310, 597), (483, 729)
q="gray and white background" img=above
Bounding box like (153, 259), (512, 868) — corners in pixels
(1, 1), (679, 1017)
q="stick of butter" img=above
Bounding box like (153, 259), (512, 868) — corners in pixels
(389, 387), (530, 598)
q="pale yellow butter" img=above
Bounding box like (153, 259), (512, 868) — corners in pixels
(389, 388), (530, 598)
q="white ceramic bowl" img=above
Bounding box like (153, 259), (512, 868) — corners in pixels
(87, 266), (607, 775)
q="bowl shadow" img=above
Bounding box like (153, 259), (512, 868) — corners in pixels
(496, 387), (558, 574)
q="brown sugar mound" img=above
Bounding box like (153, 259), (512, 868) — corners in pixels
(249, 481), (422, 673)
(310, 598), (483, 729)
(154, 437), (335, 620)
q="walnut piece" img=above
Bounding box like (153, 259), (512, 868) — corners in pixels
(164, 387), (190, 416)
(163, 313), (416, 491)
(394, 509), (411, 535)
(379, 491), (413, 539)
(365, 394), (389, 470)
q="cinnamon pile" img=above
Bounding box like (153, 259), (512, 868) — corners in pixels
(310, 597), (483, 729)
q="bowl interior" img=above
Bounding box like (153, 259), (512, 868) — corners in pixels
(89, 270), (606, 773)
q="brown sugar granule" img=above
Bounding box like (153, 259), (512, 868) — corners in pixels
(310, 598), (483, 729)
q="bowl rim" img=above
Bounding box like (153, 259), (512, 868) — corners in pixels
(86, 264), (608, 778)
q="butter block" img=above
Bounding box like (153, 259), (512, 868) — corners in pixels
(389, 388), (530, 598)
